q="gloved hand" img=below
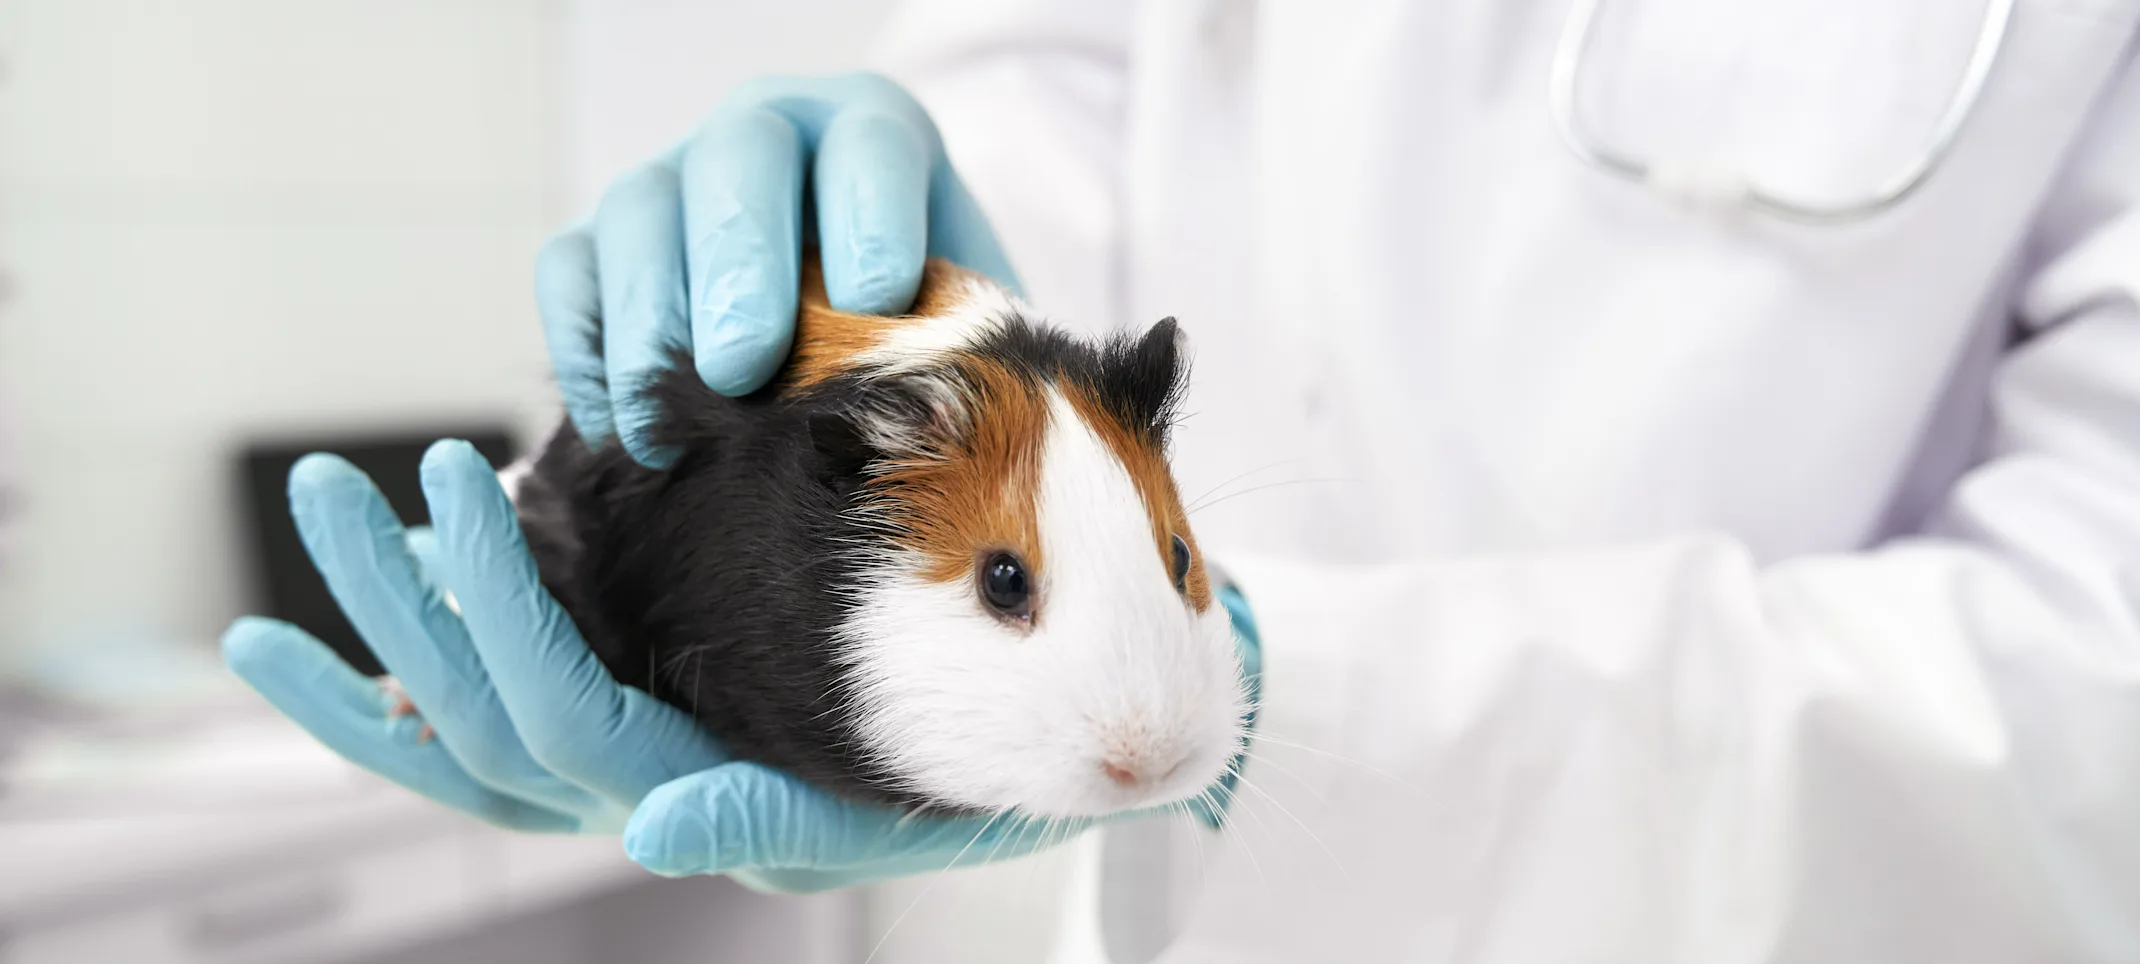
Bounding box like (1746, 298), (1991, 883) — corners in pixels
(226, 440), (1257, 892)
(536, 72), (1021, 468)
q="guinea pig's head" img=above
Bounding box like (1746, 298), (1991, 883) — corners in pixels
(804, 303), (1250, 819)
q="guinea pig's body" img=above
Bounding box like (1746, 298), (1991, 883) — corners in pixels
(508, 258), (1247, 818)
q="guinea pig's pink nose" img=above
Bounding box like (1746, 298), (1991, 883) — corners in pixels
(1100, 753), (1186, 788)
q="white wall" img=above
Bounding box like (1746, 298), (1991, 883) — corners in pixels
(0, 0), (571, 651)
(564, 0), (896, 210)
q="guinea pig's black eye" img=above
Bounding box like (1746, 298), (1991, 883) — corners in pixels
(1170, 534), (1192, 592)
(979, 552), (1032, 618)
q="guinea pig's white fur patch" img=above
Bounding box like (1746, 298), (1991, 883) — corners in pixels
(836, 388), (1248, 818)
(848, 273), (1028, 376)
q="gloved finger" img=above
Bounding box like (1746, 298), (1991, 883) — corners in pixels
(222, 616), (579, 833)
(812, 106), (930, 315)
(925, 164), (1024, 296)
(621, 762), (1070, 878)
(287, 455), (608, 817)
(535, 226), (615, 448)
(419, 439), (728, 804)
(678, 106), (804, 399)
(794, 72), (1019, 294)
(594, 163), (691, 468)
(288, 454), (496, 722)
(404, 526), (443, 587)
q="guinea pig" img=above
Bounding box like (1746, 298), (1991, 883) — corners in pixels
(505, 256), (1250, 819)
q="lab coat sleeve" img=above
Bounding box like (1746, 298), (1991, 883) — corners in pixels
(1206, 59), (2140, 960)
(869, 0), (1134, 328)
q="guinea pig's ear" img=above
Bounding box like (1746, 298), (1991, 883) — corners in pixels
(808, 372), (969, 477)
(1096, 316), (1189, 441)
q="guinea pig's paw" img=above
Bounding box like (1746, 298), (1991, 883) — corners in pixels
(376, 676), (436, 744)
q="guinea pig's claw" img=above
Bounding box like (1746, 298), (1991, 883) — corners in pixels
(377, 677), (434, 743)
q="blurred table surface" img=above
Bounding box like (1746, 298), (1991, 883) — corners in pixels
(0, 702), (653, 964)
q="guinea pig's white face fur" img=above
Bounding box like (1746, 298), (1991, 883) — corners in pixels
(797, 262), (1249, 818)
(840, 391), (1247, 817)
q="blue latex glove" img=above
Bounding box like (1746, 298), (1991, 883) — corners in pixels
(224, 440), (1257, 892)
(536, 72), (1021, 468)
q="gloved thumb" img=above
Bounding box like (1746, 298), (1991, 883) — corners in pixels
(623, 763), (1044, 881)
(623, 763), (841, 877)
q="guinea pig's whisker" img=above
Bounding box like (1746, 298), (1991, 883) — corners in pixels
(1013, 812), (1060, 865)
(862, 807), (1015, 964)
(739, 552), (843, 590)
(1236, 773), (1351, 882)
(1014, 814), (1057, 865)
(1184, 465), (1334, 514)
(1227, 790), (1286, 897)
(1187, 476), (1356, 516)
(1038, 814), (1083, 863)
(1037, 815), (1070, 854)
(1234, 748), (1331, 806)
(1172, 799), (1213, 892)
(1047, 814), (1085, 855)
(1244, 732), (1425, 796)
(654, 644), (706, 683)
(690, 650), (705, 725)
(978, 811), (1029, 867)
(1184, 459), (1306, 513)
(1010, 810), (1058, 863)
(1015, 816), (1054, 907)
(1201, 782), (1268, 887)
(1221, 770), (1278, 843)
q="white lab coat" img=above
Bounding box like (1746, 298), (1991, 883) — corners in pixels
(872, 0), (2140, 960)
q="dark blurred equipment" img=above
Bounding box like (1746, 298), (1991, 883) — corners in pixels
(238, 428), (516, 676)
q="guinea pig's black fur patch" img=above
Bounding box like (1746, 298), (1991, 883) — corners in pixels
(514, 351), (917, 806)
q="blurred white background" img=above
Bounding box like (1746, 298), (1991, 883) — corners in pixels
(0, 1), (1077, 961)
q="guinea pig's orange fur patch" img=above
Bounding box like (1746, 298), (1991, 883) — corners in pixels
(868, 357), (1049, 591)
(784, 255), (988, 391)
(1060, 386), (1213, 612)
